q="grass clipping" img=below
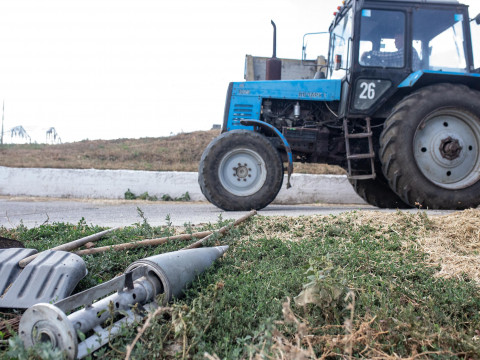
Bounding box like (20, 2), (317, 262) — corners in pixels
(421, 209), (480, 283)
(334, 209), (480, 284)
(252, 209), (480, 285)
(226, 209), (480, 359)
(338, 208), (480, 284)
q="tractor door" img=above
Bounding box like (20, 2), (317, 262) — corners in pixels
(348, 6), (410, 117)
(326, 6), (354, 117)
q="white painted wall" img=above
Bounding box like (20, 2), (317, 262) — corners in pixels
(0, 167), (366, 204)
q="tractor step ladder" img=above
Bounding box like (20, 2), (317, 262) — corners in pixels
(343, 117), (376, 180)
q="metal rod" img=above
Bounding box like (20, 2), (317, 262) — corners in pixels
(67, 276), (154, 334)
(1, 101), (4, 145)
(19, 227), (121, 268)
(182, 210), (257, 250)
(75, 230), (213, 256)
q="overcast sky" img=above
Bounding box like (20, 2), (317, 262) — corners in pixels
(0, 0), (479, 143)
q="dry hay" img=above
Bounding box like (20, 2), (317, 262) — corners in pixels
(421, 209), (480, 283)
(0, 313), (21, 339)
(250, 209), (480, 285)
(230, 297), (456, 360)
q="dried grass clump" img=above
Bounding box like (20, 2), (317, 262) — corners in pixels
(419, 209), (480, 283)
(0, 313), (21, 339)
(230, 297), (453, 360)
(250, 210), (425, 244)
(294, 163), (346, 175)
(325, 210), (480, 284)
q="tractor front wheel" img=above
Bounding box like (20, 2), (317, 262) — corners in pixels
(198, 130), (284, 211)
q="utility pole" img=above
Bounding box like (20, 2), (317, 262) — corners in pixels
(1, 101), (4, 145)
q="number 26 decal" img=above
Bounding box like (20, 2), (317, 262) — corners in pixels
(359, 82), (376, 100)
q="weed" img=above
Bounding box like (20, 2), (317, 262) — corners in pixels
(161, 194), (172, 201)
(6, 336), (65, 360)
(125, 189), (190, 202)
(162, 192), (191, 202)
(124, 189), (157, 201)
(175, 192), (191, 202)
(138, 192), (158, 201)
(124, 189), (136, 200)
(294, 257), (349, 322)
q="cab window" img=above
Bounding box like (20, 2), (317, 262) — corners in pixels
(328, 9), (353, 79)
(412, 8), (467, 72)
(358, 10), (406, 68)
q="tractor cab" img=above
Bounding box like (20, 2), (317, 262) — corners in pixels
(324, 0), (474, 118)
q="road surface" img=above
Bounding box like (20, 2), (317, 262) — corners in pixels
(0, 196), (453, 229)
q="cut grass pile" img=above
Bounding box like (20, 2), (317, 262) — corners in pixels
(1, 209), (480, 359)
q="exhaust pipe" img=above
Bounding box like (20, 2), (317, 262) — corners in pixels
(266, 20), (282, 80)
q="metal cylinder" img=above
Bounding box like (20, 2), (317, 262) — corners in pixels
(294, 102), (301, 118)
(67, 275), (159, 334)
(266, 58), (282, 80)
(125, 245), (229, 304)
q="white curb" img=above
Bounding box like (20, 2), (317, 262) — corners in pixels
(0, 167), (366, 204)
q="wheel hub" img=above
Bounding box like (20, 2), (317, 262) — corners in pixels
(439, 136), (462, 160)
(414, 110), (480, 189)
(233, 163), (252, 182)
(19, 303), (78, 359)
(218, 148), (267, 197)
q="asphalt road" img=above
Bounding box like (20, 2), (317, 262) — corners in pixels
(0, 196), (454, 229)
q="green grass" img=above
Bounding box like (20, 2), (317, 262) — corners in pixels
(1, 211), (480, 359)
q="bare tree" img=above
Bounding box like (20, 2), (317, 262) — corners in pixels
(46, 127), (62, 144)
(10, 126), (31, 144)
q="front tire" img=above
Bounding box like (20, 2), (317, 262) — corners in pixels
(198, 130), (284, 211)
(380, 83), (480, 209)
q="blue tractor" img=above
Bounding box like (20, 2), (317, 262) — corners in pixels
(199, 0), (480, 211)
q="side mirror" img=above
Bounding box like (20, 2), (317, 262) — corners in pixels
(335, 54), (342, 70)
(302, 32), (329, 62)
(476, 13), (480, 25)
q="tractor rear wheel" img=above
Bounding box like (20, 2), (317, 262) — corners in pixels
(349, 164), (412, 208)
(380, 83), (480, 209)
(198, 130), (284, 211)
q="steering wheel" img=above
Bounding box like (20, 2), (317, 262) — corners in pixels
(360, 51), (380, 66)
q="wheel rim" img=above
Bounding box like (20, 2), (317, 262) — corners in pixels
(218, 148), (267, 197)
(414, 109), (480, 190)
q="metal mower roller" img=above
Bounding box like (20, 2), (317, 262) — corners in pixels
(199, 0), (480, 211)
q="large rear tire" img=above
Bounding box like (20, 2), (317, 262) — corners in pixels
(349, 164), (412, 209)
(379, 83), (480, 209)
(198, 130), (284, 211)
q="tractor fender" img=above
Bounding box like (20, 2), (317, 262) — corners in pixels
(239, 119), (293, 189)
(398, 70), (480, 91)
